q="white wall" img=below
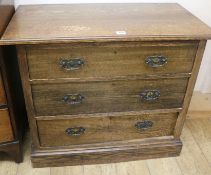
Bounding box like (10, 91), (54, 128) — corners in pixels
(15, 0), (211, 93)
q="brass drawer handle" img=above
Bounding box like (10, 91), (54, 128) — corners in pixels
(140, 90), (160, 101)
(62, 94), (85, 105)
(135, 121), (153, 131)
(66, 127), (85, 136)
(145, 56), (167, 67)
(59, 58), (84, 70)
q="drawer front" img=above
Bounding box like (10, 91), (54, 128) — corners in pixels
(37, 113), (178, 147)
(27, 41), (198, 79)
(0, 109), (14, 143)
(32, 78), (188, 116)
(0, 73), (7, 105)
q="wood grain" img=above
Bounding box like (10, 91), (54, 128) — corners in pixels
(26, 41), (198, 80)
(0, 0), (27, 163)
(176, 124), (211, 175)
(31, 138), (182, 167)
(32, 78), (188, 116)
(37, 113), (177, 147)
(0, 46), (27, 163)
(185, 118), (211, 165)
(114, 161), (151, 175)
(1, 4), (211, 45)
(174, 41), (206, 138)
(0, 2), (14, 37)
(0, 140), (23, 164)
(16, 46), (40, 148)
(0, 109), (13, 143)
(147, 158), (183, 175)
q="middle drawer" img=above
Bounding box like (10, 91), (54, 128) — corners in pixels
(32, 78), (188, 116)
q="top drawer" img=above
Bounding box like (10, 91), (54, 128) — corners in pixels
(26, 41), (198, 80)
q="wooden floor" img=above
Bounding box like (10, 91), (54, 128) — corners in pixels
(0, 92), (211, 175)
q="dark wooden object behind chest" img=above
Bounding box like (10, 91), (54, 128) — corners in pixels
(0, 0), (27, 162)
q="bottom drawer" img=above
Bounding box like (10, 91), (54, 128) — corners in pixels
(0, 109), (14, 143)
(37, 113), (178, 147)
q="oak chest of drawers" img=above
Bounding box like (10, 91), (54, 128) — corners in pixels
(1, 3), (211, 167)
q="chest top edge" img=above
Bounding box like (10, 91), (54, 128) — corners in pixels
(1, 3), (211, 45)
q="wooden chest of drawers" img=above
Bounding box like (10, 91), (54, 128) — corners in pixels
(0, 0), (27, 162)
(1, 3), (211, 167)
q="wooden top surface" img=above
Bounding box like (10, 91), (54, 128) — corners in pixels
(1, 3), (211, 45)
(0, 0), (14, 37)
